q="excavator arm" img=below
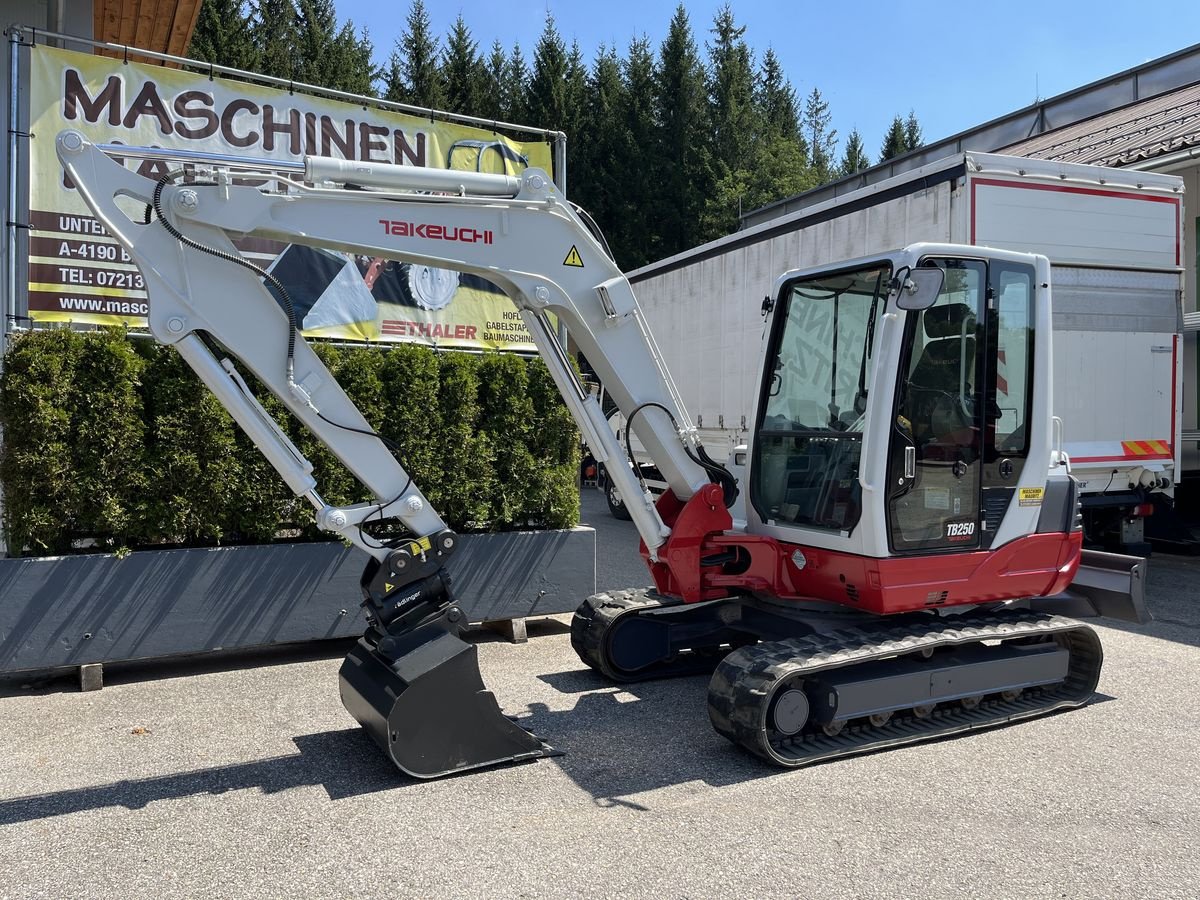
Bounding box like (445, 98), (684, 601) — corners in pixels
(56, 130), (732, 778)
(56, 131), (718, 563)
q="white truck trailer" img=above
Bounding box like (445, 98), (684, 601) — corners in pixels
(607, 151), (1184, 554)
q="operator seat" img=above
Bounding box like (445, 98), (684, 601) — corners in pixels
(905, 303), (976, 452)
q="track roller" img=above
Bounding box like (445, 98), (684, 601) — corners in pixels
(570, 589), (746, 683)
(707, 610), (1102, 768)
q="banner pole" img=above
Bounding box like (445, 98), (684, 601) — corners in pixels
(4, 28), (20, 354)
(0, 27), (22, 558)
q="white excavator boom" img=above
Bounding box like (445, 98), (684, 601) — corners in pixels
(56, 130), (722, 563)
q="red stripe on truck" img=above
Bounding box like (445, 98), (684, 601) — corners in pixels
(969, 177), (1182, 265)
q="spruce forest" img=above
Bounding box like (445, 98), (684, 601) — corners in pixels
(189, 0), (925, 270)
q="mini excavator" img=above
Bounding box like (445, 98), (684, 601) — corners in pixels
(57, 131), (1146, 778)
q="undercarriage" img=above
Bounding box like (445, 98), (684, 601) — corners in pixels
(572, 589), (1105, 766)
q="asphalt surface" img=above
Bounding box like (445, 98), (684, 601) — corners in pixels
(1, 488), (1199, 899)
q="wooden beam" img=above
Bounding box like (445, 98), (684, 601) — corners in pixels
(148, 0), (177, 58)
(94, 0), (125, 59)
(133, 0), (163, 53)
(90, 0), (205, 63)
(116, 0), (139, 47)
(166, 0), (204, 60)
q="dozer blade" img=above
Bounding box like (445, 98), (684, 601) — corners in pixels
(339, 617), (556, 779)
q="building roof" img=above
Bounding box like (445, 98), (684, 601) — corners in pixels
(1000, 81), (1200, 166)
(94, 0), (203, 60)
(741, 41), (1200, 230)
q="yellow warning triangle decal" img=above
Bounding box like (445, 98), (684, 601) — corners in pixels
(385, 582), (395, 593)
(563, 245), (584, 267)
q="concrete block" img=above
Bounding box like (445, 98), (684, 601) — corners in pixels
(78, 663), (103, 691)
(481, 617), (528, 644)
(0, 527), (595, 675)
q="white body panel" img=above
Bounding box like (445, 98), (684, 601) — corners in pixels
(629, 152), (1184, 504)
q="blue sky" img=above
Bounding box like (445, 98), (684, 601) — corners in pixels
(336, 1), (1200, 158)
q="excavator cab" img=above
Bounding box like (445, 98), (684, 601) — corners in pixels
(750, 246), (1054, 586)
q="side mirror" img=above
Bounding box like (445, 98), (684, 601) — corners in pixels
(893, 267), (944, 310)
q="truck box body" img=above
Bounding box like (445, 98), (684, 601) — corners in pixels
(625, 152), (1184, 544)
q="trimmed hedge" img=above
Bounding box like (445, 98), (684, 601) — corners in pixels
(0, 329), (579, 557)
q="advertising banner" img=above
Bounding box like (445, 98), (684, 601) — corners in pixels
(26, 45), (554, 351)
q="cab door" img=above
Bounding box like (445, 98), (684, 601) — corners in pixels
(886, 259), (987, 552)
(980, 261), (1037, 547)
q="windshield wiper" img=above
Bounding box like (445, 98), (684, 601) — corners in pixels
(853, 273), (884, 415)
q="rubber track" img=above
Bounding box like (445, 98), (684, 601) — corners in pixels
(570, 589), (727, 682)
(707, 610), (1102, 767)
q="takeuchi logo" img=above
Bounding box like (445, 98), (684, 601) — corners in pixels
(379, 220), (494, 245)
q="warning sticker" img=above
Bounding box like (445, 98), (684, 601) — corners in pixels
(563, 245), (585, 267)
(1019, 487), (1045, 507)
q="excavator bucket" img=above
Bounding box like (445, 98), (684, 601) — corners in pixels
(338, 616), (556, 779)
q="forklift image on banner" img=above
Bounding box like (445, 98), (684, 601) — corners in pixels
(447, 139), (529, 176)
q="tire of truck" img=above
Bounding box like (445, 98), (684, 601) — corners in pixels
(601, 467), (632, 520)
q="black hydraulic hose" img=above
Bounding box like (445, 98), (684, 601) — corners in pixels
(624, 402), (739, 509)
(696, 443), (740, 508)
(148, 176), (415, 548)
(150, 174), (299, 379)
(570, 201), (615, 263)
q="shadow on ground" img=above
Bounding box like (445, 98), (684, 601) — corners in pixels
(0, 728), (404, 826)
(526, 680), (775, 804)
(0, 666), (775, 825)
(0, 663), (1127, 825)
(0, 639), (360, 699)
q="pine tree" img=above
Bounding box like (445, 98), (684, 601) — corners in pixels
(656, 4), (712, 254)
(802, 87), (837, 182)
(706, 4), (757, 177)
(384, 0), (444, 108)
(189, 0), (259, 71)
(527, 14), (569, 129)
(328, 24), (375, 96)
(564, 41), (589, 141)
(704, 136), (817, 236)
(293, 0), (372, 91)
(442, 16), (486, 116)
(904, 109), (924, 152)
(480, 40), (508, 121)
(503, 42), (530, 123)
(574, 45), (625, 237)
(838, 127), (871, 176)
(293, 0), (336, 85)
(879, 113), (907, 161)
(613, 36), (659, 268)
(249, 0), (299, 80)
(755, 47), (799, 142)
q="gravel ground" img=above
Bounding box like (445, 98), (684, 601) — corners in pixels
(1, 488), (1198, 899)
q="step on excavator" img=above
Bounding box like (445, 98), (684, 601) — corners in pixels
(56, 131), (1147, 778)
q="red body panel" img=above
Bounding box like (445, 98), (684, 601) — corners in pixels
(641, 489), (1082, 614)
(641, 484), (734, 603)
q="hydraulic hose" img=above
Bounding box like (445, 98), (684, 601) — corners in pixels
(624, 402), (740, 509)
